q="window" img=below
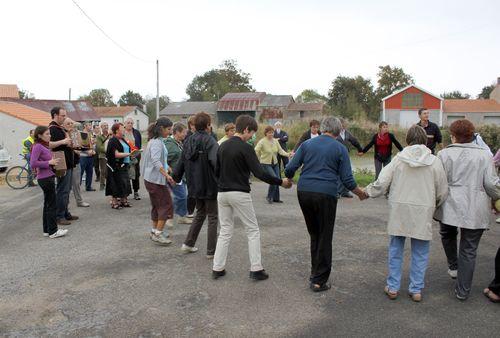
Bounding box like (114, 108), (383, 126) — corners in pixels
(402, 93), (423, 108)
(136, 120), (140, 130)
(114, 119), (120, 123)
(299, 111), (305, 118)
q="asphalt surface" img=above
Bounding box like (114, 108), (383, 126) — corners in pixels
(0, 181), (499, 337)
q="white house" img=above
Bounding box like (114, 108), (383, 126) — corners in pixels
(94, 106), (149, 131)
(0, 101), (52, 165)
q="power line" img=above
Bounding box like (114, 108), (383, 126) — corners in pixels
(70, 0), (153, 63)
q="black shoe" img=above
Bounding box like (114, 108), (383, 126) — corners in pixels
(86, 188), (96, 192)
(212, 270), (226, 279)
(249, 269), (269, 281)
(310, 282), (331, 292)
(273, 200), (284, 203)
(134, 192), (141, 200)
(66, 215), (79, 221)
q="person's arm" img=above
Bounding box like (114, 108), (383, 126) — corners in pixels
(365, 159), (396, 198)
(483, 160), (500, 201)
(172, 152), (185, 183)
(29, 145), (49, 169)
(435, 125), (443, 145)
(149, 141), (164, 171)
(433, 159), (449, 207)
(361, 135), (376, 153)
(390, 133), (404, 152)
(208, 139), (219, 170)
(284, 145), (304, 179)
(245, 145), (283, 186)
(347, 132), (363, 152)
(277, 140), (289, 157)
(254, 139), (263, 159)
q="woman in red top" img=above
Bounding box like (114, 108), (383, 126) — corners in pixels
(360, 121), (403, 179)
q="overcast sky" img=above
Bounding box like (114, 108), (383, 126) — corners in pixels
(2, 0), (499, 103)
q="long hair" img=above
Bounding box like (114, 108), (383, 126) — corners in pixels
(147, 117), (173, 140)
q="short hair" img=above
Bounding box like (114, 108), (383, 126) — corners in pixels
(50, 106), (63, 119)
(172, 122), (186, 134)
(33, 126), (49, 142)
(83, 121), (92, 128)
(187, 115), (195, 128)
(406, 125), (428, 146)
(264, 125), (274, 135)
(193, 112), (211, 131)
(379, 121), (388, 129)
(309, 119), (320, 127)
(111, 123), (123, 134)
(224, 123), (236, 133)
(449, 119), (475, 143)
(148, 117), (173, 140)
(418, 108), (428, 115)
(274, 121), (282, 127)
(320, 117), (342, 136)
(235, 115), (258, 133)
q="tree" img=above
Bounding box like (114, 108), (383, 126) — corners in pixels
(327, 75), (375, 120)
(441, 91), (471, 99)
(118, 90), (145, 107)
(295, 89), (328, 103)
(375, 65), (414, 100)
(186, 59), (254, 101)
(144, 95), (170, 122)
(18, 89), (35, 99)
(79, 88), (115, 107)
(478, 84), (495, 99)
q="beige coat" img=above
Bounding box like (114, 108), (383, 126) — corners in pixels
(434, 143), (500, 230)
(366, 145), (449, 241)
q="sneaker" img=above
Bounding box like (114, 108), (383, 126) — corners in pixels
(212, 270), (226, 279)
(206, 254), (214, 260)
(86, 188), (96, 192)
(49, 229), (68, 238)
(496, 217), (500, 224)
(43, 233), (49, 237)
(448, 269), (458, 279)
(384, 286), (399, 300)
(177, 217), (193, 224)
(186, 213), (194, 219)
(57, 219), (71, 226)
(151, 233), (172, 245)
(134, 192), (141, 200)
(77, 202), (90, 207)
(249, 269), (269, 281)
(455, 290), (467, 301)
(166, 219), (175, 229)
(181, 244), (198, 253)
(408, 292), (422, 302)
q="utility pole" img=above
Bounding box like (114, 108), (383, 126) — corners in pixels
(156, 59), (160, 120)
(69, 88), (72, 101)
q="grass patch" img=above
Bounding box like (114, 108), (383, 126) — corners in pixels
(287, 167), (374, 188)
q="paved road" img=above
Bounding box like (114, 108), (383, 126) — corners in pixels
(0, 181), (498, 337)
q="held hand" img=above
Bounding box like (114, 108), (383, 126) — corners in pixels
(49, 158), (60, 166)
(289, 151), (295, 158)
(357, 152), (364, 157)
(281, 178), (293, 189)
(166, 174), (175, 185)
(63, 137), (72, 146)
(357, 191), (369, 201)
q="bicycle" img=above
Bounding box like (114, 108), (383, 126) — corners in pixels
(5, 155), (37, 190)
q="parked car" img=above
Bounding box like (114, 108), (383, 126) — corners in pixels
(0, 144), (11, 172)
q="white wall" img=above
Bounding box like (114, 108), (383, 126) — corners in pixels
(0, 113), (37, 166)
(100, 117), (123, 126)
(124, 109), (149, 132)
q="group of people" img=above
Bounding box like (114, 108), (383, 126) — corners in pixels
(29, 105), (499, 303)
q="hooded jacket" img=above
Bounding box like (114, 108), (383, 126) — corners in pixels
(172, 130), (218, 200)
(366, 144), (448, 240)
(434, 143), (500, 230)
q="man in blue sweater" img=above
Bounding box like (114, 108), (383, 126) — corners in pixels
(285, 116), (367, 292)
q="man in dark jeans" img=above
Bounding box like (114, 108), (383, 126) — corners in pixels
(273, 121), (289, 175)
(124, 118), (142, 200)
(48, 107), (78, 226)
(79, 122), (96, 191)
(417, 108), (442, 154)
(173, 112), (219, 258)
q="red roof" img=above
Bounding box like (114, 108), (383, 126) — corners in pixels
(443, 99), (500, 113)
(0, 98), (99, 121)
(217, 92), (266, 111)
(0, 84), (19, 99)
(287, 102), (324, 111)
(94, 106), (139, 117)
(0, 101), (52, 126)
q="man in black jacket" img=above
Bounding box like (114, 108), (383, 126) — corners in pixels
(336, 118), (364, 198)
(212, 115), (292, 281)
(417, 108), (442, 154)
(273, 121), (289, 174)
(293, 119), (321, 151)
(173, 112), (219, 258)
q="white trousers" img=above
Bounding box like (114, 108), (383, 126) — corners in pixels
(213, 191), (263, 272)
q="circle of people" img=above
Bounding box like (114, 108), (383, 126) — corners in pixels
(28, 106), (500, 303)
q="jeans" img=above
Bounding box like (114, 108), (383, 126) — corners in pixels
(297, 191), (338, 285)
(131, 159), (141, 193)
(439, 223), (484, 298)
(262, 164), (280, 202)
(213, 192), (263, 272)
(387, 236), (430, 294)
(171, 181), (188, 217)
(38, 176), (58, 235)
(56, 168), (72, 221)
(375, 157), (391, 179)
(80, 156), (94, 191)
(184, 198), (218, 255)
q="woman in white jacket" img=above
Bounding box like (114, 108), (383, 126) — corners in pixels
(434, 119), (500, 301)
(366, 125), (448, 302)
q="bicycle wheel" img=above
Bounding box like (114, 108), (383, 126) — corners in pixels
(6, 166), (29, 189)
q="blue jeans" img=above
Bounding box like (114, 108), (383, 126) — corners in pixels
(80, 156), (94, 191)
(171, 181), (188, 217)
(387, 236), (430, 294)
(262, 164), (280, 202)
(56, 168), (73, 220)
